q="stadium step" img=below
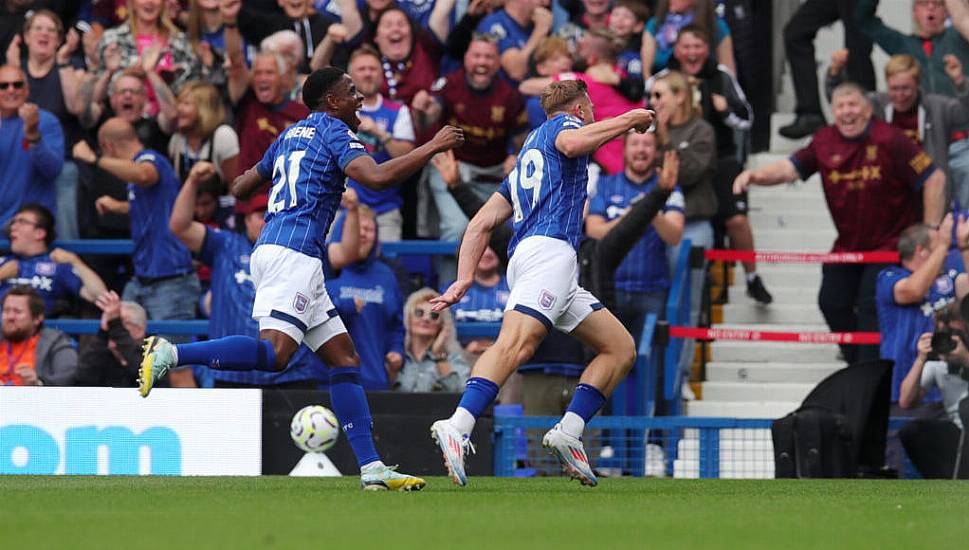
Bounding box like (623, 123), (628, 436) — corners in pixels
(719, 303), (826, 325)
(685, 400), (799, 419)
(705, 361), (844, 384)
(727, 268), (822, 291)
(710, 340), (840, 363)
(701, 381), (816, 402)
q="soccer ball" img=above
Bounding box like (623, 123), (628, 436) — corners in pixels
(290, 405), (340, 453)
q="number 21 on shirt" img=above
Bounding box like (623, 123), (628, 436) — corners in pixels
(509, 148), (544, 222)
(268, 150), (307, 213)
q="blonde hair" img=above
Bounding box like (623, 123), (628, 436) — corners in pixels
(177, 81), (225, 140)
(403, 288), (461, 356)
(534, 36), (570, 66)
(541, 79), (589, 116)
(655, 70), (702, 122)
(127, 0), (179, 38)
(885, 54), (921, 81)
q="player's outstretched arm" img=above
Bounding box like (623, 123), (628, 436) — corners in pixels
(431, 192), (513, 311)
(345, 126), (464, 190)
(231, 166), (268, 201)
(170, 161), (218, 253)
(555, 109), (655, 158)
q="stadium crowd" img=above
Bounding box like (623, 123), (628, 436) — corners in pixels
(0, 0), (968, 475)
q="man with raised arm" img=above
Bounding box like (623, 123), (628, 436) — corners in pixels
(139, 67), (464, 492)
(734, 82), (945, 365)
(429, 79), (654, 488)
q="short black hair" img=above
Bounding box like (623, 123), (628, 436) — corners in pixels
(16, 203), (55, 246)
(302, 67), (347, 111)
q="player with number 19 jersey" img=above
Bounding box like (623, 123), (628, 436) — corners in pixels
(498, 113), (589, 258)
(254, 111), (368, 258)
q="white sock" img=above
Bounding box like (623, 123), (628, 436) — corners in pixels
(746, 272), (758, 284)
(360, 460), (385, 472)
(449, 407), (476, 436)
(559, 412), (585, 439)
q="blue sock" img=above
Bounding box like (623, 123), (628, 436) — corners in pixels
(329, 367), (379, 468)
(565, 383), (607, 423)
(175, 336), (277, 371)
(457, 377), (500, 418)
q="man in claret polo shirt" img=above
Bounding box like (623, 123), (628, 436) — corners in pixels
(412, 33), (528, 243)
(735, 82), (946, 365)
(72, 117), (199, 387)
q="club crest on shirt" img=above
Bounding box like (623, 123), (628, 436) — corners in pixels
(491, 106), (505, 123)
(866, 145), (878, 161)
(830, 153), (842, 165)
(539, 290), (556, 310)
(35, 262), (56, 276)
(293, 292), (309, 313)
(934, 275), (954, 295)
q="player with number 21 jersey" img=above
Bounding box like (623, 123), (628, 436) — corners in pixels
(139, 68), (464, 492)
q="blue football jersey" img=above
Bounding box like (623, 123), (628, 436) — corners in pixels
(448, 278), (510, 323)
(589, 174), (685, 293)
(498, 113), (589, 257)
(876, 265), (956, 403)
(0, 254), (82, 314)
(255, 112), (369, 259)
(129, 150), (194, 278)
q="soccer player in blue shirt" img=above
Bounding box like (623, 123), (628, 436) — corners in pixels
(167, 162), (363, 389)
(430, 79), (655, 487)
(139, 67), (464, 491)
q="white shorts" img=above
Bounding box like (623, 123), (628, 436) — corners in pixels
(505, 236), (603, 333)
(250, 244), (346, 351)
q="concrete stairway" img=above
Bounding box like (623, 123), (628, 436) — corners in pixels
(671, 0), (914, 479)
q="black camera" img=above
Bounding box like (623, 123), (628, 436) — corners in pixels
(930, 298), (969, 381)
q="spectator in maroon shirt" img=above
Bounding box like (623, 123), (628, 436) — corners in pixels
(735, 82), (946, 364)
(412, 33), (527, 242)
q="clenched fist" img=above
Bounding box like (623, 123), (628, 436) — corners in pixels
(431, 125), (465, 153)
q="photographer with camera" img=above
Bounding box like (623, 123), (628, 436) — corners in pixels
(877, 214), (969, 404)
(898, 299), (969, 479)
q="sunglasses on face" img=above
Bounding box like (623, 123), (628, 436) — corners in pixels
(413, 307), (440, 321)
(0, 81), (25, 90)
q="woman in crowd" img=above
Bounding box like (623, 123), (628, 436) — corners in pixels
(641, 0), (735, 76)
(650, 70), (717, 393)
(167, 81), (240, 185)
(397, 287), (470, 393)
(8, 10), (87, 240)
(96, 0), (202, 110)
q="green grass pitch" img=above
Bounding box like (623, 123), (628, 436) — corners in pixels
(2, 476), (967, 549)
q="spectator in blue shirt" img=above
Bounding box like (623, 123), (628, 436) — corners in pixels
(72, 117), (199, 387)
(345, 45), (416, 242)
(327, 205), (406, 390)
(0, 203), (107, 317)
(0, 64), (63, 225)
(587, 131), (684, 342)
(397, 287), (470, 392)
(167, 161), (363, 388)
(877, 215), (969, 405)
(475, 0), (553, 81)
(446, 245), (509, 362)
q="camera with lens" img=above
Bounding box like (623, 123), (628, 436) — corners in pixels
(929, 298), (969, 381)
